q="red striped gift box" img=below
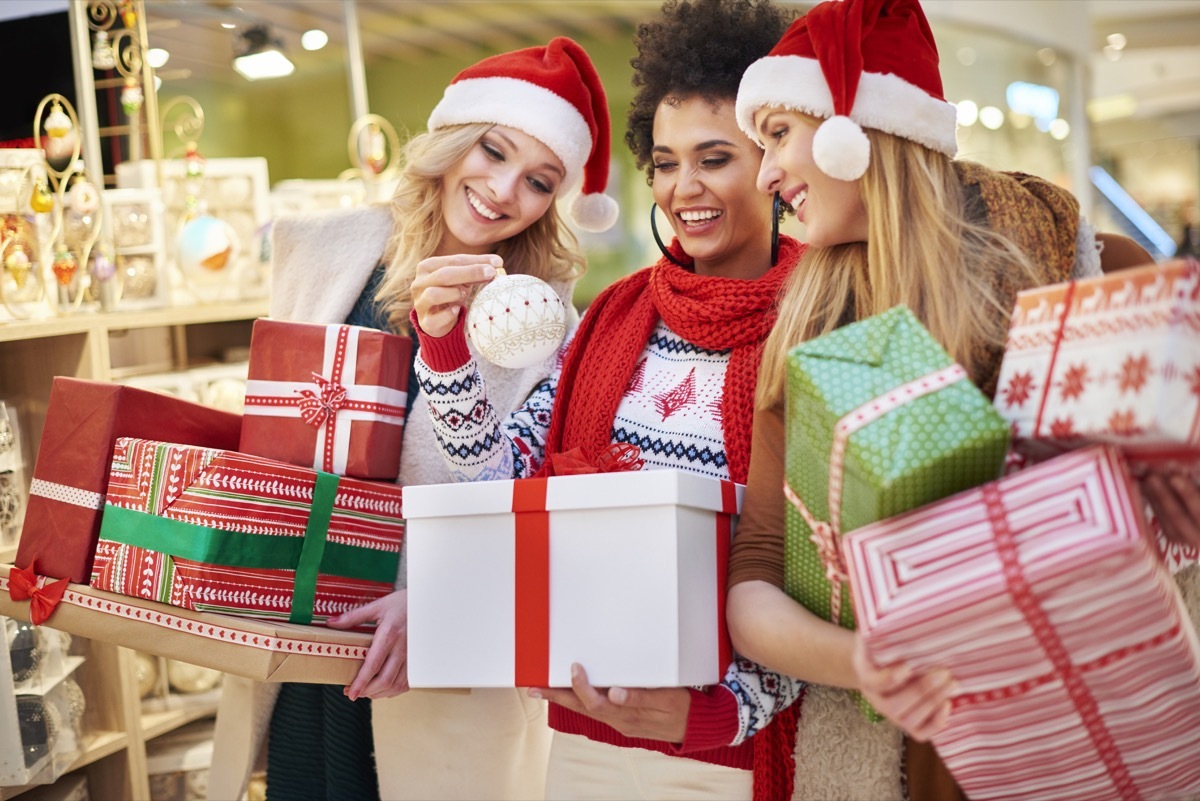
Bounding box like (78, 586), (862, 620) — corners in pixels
(844, 445), (1200, 801)
(91, 437), (404, 626)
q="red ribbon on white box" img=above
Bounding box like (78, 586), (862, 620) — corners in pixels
(510, 474), (736, 687)
(785, 363), (968, 625)
(243, 325), (407, 475)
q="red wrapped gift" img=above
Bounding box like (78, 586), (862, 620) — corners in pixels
(16, 378), (242, 583)
(91, 437), (404, 625)
(240, 319), (411, 480)
(844, 446), (1200, 801)
(996, 259), (1200, 464)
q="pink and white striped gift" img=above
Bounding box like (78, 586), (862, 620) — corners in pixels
(844, 446), (1200, 801)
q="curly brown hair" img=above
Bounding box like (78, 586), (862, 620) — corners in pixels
(625, 0), (792, 182)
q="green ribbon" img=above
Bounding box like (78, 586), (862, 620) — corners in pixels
(98, 471), (399, 624)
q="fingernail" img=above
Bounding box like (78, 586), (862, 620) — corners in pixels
(481, 264), (496, 278)
(489, 255), (502, 267)
(571, 663), (582, 680)
(528, 689), (542, 699)
(610, 687), (628, 704)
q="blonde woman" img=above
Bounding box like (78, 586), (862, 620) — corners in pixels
(210, 37), (616, 801)
(724, 0), (1164, 798)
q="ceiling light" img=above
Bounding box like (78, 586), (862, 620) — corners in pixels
(146, 48), (170, 69)
(1106, 33), (1127, 50)
(301, 29), (329, 51)
(233, 25), (294, 81)
(956, 100), (978, 127)
(979, 106), (1005, 130)
(1048, 119), (1070, 140)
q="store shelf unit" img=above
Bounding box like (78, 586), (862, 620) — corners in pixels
(0, 300), (265, 799)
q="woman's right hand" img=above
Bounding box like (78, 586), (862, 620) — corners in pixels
(410, 254), (501, 337)
(852, 634), (955, 742)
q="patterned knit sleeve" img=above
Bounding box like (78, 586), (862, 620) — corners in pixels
(413, 316), (572, 482)
(722, 656), (806, 746)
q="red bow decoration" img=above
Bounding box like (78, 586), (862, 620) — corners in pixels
(8, 565), (69, 626)
(297, 372), (348, 429)
(544, 443), (645, 476)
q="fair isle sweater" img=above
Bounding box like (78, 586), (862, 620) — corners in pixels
(416, 313), (805, 767)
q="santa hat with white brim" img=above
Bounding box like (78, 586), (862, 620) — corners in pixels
(735, 0), (958, 182)
(428, 37), (619, 232)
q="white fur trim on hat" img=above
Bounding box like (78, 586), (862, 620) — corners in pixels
(568, 191), (619, 233)
(736, 54), (958, 158)
(429, 76), (592, 191)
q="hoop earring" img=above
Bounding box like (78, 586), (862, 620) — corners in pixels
(649, 203), (687, 267)
(771, 192), (781, 267)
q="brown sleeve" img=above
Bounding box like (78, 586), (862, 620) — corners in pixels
(728, 406), (788, 590)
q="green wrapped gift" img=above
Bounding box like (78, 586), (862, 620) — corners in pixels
(784, 306), (1009, 679)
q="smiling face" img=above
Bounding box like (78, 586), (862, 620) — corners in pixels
(438, 125), (566, 255)
(753, 107), (869, 249)
(651, 96), (774, 278)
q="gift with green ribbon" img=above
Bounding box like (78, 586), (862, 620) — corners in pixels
(91, 437), (403, 626)
(784, 306), (1009, 716)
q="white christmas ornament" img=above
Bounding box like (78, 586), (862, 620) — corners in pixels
(467, 270), (567, 369)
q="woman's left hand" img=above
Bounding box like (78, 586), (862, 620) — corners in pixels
(1140, 466), (1200, 549)
(327, 590), (409, 701)
(853, 635), (954, 743)
(530, 663), (691, 743)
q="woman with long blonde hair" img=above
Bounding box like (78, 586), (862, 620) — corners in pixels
(211, 37), (616, 801)
(724, 0), (1160, 798)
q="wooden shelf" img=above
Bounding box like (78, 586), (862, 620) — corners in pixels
(0, 299), (269, 344)
(140, 692), (221, 741)
(0, 731), (127, 800)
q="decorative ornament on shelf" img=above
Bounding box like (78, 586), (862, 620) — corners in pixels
(4, 249), (31, 289)
(51, 246), (78, 287)
(92, 29), (116, 69)
(118, 0), (137, 29)
(466, 269), (568, 368)
(68, 179), (100, 216)
(120, 78), (144, 116)
(176, 215), (236, 273)
(44, 104), (73, 139)
(29, 180), (54, 214)
(345, 113), (401, 203)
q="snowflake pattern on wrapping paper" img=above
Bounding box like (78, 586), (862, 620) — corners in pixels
(1049, 417), (1078, 439)
(1118, 353), (1151, 393)
(1059, 363), (1089, 401)
(1189, 365), (1200, 399)
(1001, 370), (1036, 408)
(1108, 409), (1143, 435)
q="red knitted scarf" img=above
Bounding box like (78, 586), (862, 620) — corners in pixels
(543, 235), (803, 484)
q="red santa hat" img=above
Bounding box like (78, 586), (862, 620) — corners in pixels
(735, 0), (957, 181)
(427, 36), (619, 232)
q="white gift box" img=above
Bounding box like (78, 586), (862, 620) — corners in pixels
(404, 469), (742, 688)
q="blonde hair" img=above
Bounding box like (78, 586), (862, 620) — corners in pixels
(375, 122), (586, 333)
(757, 120), (1040, 408)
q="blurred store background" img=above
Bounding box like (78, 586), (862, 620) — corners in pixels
(2, 0), (1198, 302)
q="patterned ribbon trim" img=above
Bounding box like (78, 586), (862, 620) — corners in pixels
(984, 483), (1141, 801)
(0, 574), (370, 661)
(30, 478), (104, 510)
(1031, 280), (1077, 440)
(242, 325), (407, 473)
(785, 363), (968, 625)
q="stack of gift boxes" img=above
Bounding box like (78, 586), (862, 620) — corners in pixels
(2, 319), (411, 683)
(782, 261), (1200, 799)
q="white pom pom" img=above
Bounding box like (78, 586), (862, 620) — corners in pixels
(467, 273), (568, 369)
(569, 192), (619, 233)
(812, 115), (871, 181)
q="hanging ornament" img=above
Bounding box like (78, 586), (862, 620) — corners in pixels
(44, 127), (78, 163)
(91, 249), (117, 282)
(176, 215), (236, 273)
(466, 270), (568, 369)
(4, 249), (31, 289)
(52, 247), (78, 286)
(119, 0), (137, 29)
(363, 126), (387, 175)
(44, 103), (73, 138)
(184, 142), (206, 179)
(92, 30), (116, 70)
(30, 180), (54, 214)
(121, 79), (144, 116)
(68, 179), (100, 216)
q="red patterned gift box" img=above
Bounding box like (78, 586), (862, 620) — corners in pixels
(91, 437), (404, 626)
(17, 378), (243, 584)
(844, 446), (1200, 801)
(240, 319), (411, 480)
(995, 259), (1200, 463)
